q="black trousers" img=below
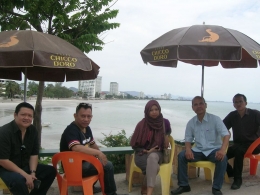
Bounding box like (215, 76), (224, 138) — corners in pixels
(0, 164), (56, 195)
(226, 143), (260, 179)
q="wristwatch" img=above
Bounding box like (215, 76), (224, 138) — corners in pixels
(30, 170), (36, 174)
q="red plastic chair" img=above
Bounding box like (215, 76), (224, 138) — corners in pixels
(52, 151), (105, 195)
(244, 137), (260, 175)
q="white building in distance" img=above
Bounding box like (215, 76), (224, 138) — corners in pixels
(78, 76), (102, 97)
(139, 91), (144, 99)
(110, 82), (118, 95)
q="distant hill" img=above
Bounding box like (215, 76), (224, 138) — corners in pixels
(69, 87), (78, 93)
(122, 91), (140, 97)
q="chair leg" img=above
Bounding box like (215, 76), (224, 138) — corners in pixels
(170, 177), (174, 187)
(128, 168), (134, 192)
(249, 159), (259, 175)
(160, 174), (171, 195)
(224, 173), (230, 183)
(60, 181), (68, 195)
(203, 168), (212, 181)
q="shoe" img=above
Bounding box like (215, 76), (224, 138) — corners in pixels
(212, 188), (223, 195)
(226, 163), (234, 177)
(141, 184), (147, 195)
(171, 186), (191, 195)
(231, 178), (242, 190)
(93, 186), (102, 194)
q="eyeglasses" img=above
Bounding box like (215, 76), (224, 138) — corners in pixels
(76, 103), (92, 112)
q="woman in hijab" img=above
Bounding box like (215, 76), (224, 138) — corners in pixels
(130, 100), (171, 195)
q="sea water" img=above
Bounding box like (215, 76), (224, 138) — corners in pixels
(1, 99), (260, 149)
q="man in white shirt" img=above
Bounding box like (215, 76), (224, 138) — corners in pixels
(171, 96), (230, 195)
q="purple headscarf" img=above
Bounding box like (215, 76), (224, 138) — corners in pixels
(130, 100), (165, 149)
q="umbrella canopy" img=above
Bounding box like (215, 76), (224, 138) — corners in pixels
(140, 25), (260, 96)
(0, 30), (100, 82)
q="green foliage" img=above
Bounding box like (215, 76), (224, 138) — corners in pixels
(99, 130), (131, 173)
(95, 92), (100, 98)
(38, 157), (51, 165)
(5, 81), (20, 99)
(0, 0), (120, 148)
(28, 81), (39, 96)
(0, 0), (120, 53)
(44, 82), (73, 98)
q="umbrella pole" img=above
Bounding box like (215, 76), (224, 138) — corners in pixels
(23, 68), (27, 102)
(201, 61), (204, 97)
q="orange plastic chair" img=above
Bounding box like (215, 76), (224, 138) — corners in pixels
(52, 151), (105, 195)
(128, 135), (175, 195)
(244, 137), (260, 175)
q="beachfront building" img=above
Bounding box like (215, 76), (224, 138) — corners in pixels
(110, 82), (119, 96)
(0, 79), (6, 96)
(78, 76), (102, 98)
(139, 91), (144, 99)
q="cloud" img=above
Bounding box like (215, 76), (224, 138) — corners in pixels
(63, 0), (260, 103)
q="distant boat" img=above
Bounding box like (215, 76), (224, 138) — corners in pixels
(42, 122), (51, 127)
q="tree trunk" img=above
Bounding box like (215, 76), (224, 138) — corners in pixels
(33, 81), (44, 148)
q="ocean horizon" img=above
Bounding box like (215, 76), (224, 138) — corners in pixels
(1, 99), (260, 149)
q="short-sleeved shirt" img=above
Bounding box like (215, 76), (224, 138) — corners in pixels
(223, 108), (260, 144)
(0, 120), (39, 168)
(60, 122), (95, 152)
(185, 112), (229, 156)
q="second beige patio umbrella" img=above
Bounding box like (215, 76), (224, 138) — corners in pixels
(140, 24), (260, 97)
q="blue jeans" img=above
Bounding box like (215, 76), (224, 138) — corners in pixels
(177, 149), (227, 190)
(82, 160), (117, 195)
(0, 164), (56, 195)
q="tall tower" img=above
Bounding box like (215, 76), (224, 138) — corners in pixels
(110, 82), (118, 95)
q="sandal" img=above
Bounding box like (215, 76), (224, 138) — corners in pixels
(141, 185), (147, 195)
(141, 175), (147, 195)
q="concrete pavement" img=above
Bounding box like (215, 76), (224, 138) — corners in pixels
(1, 167), (260, 195)
(50, 166), (260, 195)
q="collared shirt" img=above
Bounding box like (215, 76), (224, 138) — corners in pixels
(223, 108), (260, 144)
(60, 122), (95, 152)
(0, 120), (39, 168)
(185, 112), (229, 156)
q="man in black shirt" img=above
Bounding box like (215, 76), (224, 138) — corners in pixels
(0, 102), (56, 195)
(60, 102), (127, 195)
(223, 94), (260, 190)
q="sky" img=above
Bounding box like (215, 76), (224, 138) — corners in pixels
(63, 0), (260, 102)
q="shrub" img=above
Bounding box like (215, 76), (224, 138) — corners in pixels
(99, 130), (131, 173)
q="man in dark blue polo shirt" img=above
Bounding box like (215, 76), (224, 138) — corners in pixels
(0, 102), (56, 195)
(224, 93), (260, 190)
(60, 102), (128, 195)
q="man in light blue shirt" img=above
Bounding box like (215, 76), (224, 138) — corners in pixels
(171, 96), (230, 195)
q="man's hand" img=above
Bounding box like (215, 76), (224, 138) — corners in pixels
(97, 152), (108, 166)
(185, 148), (194, 160)
(25, 173), (37, 189)
(215, 149), (226, 161)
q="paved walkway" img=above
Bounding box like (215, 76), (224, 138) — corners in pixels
(1, 169), (260, 195)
